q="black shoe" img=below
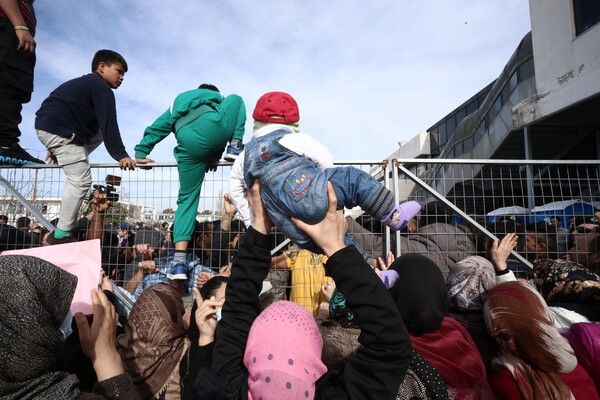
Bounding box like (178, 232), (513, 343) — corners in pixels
(46, 231), (78, 245)
(0, 144), (45, 166)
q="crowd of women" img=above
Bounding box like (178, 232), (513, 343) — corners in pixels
(1, 184), (600, 399)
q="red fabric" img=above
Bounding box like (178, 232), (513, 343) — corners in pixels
(410, 316), (486, 390)
(562, 364), (600, 400)
(488, 365), (599, 400)
(252, 92), (300, 124)
(563, 322), (600, 394)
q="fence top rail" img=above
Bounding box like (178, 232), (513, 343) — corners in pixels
(2, 159), (600, 170)
(0, 160), (389, 170)
(394, 158), (600, 165)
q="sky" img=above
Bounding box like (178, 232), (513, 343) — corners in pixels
(18, 0), (532, 164)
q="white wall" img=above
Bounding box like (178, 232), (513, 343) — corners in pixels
(516, 0), (600, 126)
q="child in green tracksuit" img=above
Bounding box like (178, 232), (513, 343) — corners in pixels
(134, 84), (245, 279)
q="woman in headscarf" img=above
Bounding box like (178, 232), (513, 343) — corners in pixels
(389, 253), (494, 399)
(182, 181), (413, 400)
(0, 255), (139, 400)
(484, 281), (598, 399)
(117, 283), (189, 399)
(446, 255), (500, 372)
(533, 257), (600, 321)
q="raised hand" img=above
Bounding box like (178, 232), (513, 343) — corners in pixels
(192, 287), (224, 345)
(248, 180), (273, 235)
(491, 232), (519, 272)
(292, 182), (346, 257)
(75, 289), (124, 381)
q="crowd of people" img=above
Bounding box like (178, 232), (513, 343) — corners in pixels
(2, 2), (600, 398)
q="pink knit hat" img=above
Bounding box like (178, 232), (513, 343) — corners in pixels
(252, 92), (300, 124)
(244, 301), (327, 400)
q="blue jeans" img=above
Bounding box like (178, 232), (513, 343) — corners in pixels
(244, 129), (394, 254)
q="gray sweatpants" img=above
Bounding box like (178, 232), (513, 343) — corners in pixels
(36, 129), (103, 232)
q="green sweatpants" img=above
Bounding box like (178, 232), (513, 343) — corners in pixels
(173, 94), (244, 243)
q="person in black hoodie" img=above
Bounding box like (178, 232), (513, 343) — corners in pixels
(180, 180), (412, 400)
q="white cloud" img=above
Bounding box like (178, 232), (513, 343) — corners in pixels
(18, 0), (531, 163)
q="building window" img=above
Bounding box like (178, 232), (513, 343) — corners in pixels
(573, 0), (600, 36)
(475, 121), (486, 142)
(466, 100), (478, 115)
(506, 71), (518, 96)
(518, 58), (535, 82)
(439, 122), (448, 146)
(490, 94), (503, 118)
(446, 115), (457, 137)
(463, 136), (473, 153)
(456, 108), (467, 126)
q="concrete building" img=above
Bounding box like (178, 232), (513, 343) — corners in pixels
(393, 0), (600, 215)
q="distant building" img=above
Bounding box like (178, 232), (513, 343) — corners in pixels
(391, 0), (600, 215)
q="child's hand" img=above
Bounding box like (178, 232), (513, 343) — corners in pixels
(135, 157), (155, 170)
(207, 153), (220, 172)
(292, 182), (346, 257)
(119, 157), (136, 170)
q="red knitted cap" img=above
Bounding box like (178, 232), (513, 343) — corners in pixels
(252, 91), (300, 124)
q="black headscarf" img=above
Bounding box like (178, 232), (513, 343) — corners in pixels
(389, 253), (450, 335)
(0, 255), (81, 399)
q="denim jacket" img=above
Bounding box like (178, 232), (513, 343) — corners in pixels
(243, 129), (329, 251)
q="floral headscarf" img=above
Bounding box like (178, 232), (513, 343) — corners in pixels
(446, 255), (495, 311)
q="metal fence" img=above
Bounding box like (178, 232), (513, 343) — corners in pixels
(2, 159), (600, 314)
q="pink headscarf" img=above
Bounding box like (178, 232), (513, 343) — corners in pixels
(244, 301), (327, 400)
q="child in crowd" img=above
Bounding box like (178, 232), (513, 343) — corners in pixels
(229, 91), (422, 254)
(35, 49), (135, 245)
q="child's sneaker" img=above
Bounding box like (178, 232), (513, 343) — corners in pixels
(380, 201), (424, 231)
(224, 139), (244, 162)
(0, 144), (45, 166)
(46, 231), (79, 245)
(168, 259), (190, 280)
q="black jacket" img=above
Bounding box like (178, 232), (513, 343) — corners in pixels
(181, 227), (411, 400)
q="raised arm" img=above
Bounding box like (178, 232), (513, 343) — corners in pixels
(185, 181), (273, 399)
(134, 108), (174, 159)
(293, 183), (412, 400)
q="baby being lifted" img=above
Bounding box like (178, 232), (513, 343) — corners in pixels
(229, 91), (422, 254)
